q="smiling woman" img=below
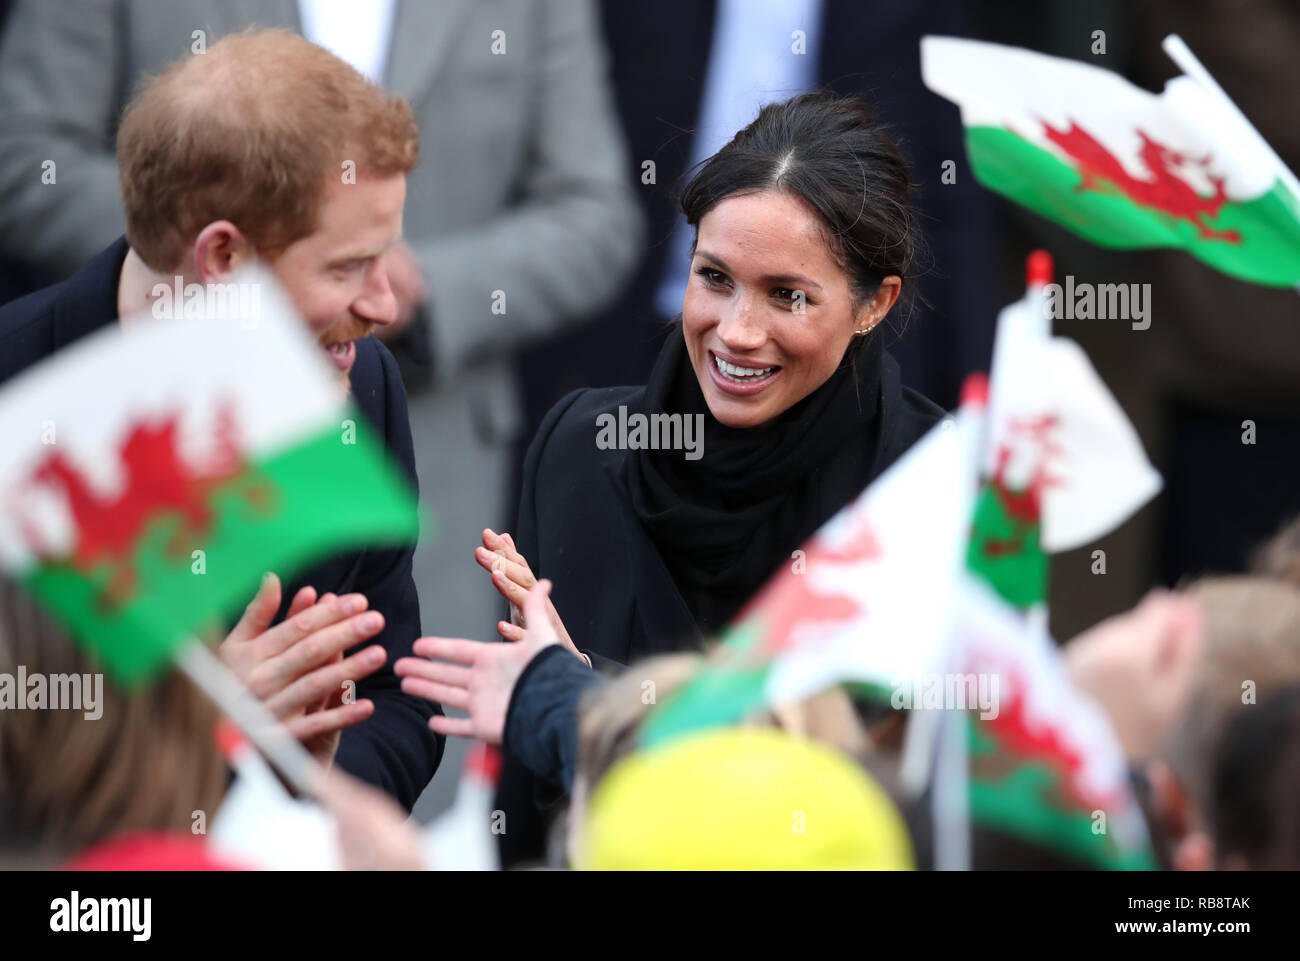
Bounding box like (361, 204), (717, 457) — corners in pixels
(484, 92), (943, 653)
(436, 93), (948, 864)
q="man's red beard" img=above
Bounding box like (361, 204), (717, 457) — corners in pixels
(319, 318), (374, 349)
(319, 318), (373, 395)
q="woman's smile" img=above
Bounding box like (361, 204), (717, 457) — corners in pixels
(707, 348), (783, 395)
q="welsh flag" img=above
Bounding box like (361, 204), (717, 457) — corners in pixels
(921, 35), (1300, 287)
(0, 266), (419, 683)
(640, 405), (980, 749)
(947, 256), (1159, 869)
(967, 253), (1162, 609)
(953, 576), (1157, 870)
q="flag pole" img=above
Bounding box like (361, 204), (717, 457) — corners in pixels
(901, 376), (987, 865)
(1163, 35), (1300, 297)
(932, 704), (971, 870)
(930, 374), (988, 871)
(175, 638), (326, 799)
(898, 695), (940, 796)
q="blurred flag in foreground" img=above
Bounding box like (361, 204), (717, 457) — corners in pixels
(0, 266), (418, 683)
(640, 405), (979, 748)
(921, 35), (1300, 287)
(954, 576), (1156, 870)
(949, 254), (1159, 869)
(967, 251), (1162, 609)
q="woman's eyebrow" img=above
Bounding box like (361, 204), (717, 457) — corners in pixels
(695, 250), (822, 292)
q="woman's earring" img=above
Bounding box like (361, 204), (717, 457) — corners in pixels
(854, 322), (875, 335)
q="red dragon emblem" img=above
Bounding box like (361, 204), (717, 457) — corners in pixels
(966, 651), (1132, 863)
(734, 509), (883, 658)
(969, 661), (1093, 813)
(980, 413), (1064, 559)
(17, 401), (276, 610)
(1042, 119), (1242, 243)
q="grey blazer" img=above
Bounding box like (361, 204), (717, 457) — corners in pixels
(0, 0), (644, 443)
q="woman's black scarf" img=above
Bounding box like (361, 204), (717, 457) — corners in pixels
(622, 329), (888, 634)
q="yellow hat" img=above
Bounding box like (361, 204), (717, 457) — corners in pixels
(578, 727), (913, 870)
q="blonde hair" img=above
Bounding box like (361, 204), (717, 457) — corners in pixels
(1252, 515), (1300, 587)
(117, 27), (419, 271)
(575, 654), (872, 792)
(0, 578), (228, 862)
(576, 654), (704, 792)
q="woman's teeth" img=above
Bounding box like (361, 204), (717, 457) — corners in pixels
(329, 342), (349, 355)
(714, 354), (776, 381)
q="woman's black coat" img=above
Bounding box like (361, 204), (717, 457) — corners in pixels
(495, 349), (944, 865)
(516, 351), (945, 667)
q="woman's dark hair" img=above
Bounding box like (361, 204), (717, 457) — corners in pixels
(680, 93), (924, 332)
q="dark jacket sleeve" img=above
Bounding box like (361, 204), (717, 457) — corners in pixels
(503, 645), (604, 793)
(333, 341), (444, 810)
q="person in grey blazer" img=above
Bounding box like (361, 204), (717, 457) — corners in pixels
(0, 0), (644, 811)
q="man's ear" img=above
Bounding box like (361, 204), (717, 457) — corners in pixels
(193, 221), (254, 283)
(1144, 759), (1215, 870)
(854, 275), (902, 332)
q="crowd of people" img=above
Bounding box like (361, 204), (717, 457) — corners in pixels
(5, 527), (1300, 869)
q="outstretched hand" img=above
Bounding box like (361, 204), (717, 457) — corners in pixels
(395, 579), (579, 745)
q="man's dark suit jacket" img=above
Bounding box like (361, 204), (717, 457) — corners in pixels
(0, 238), (444, 810)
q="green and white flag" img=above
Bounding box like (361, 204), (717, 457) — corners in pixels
(0, 266), (419, 683)
(948, 261), (1160, 868)
(921, 35), (1300, 287)
(954, 574), (1157, 870)
(967, 275), (1162, 609)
